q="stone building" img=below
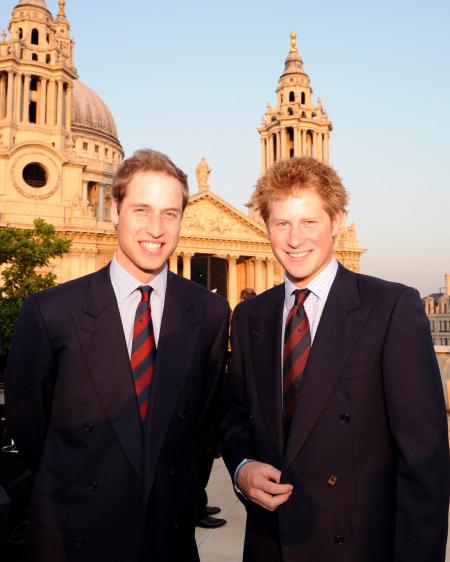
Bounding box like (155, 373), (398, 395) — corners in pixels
(0, 0), (123, 280)
(0, 3), (365, 309)
(423, 274), (450, 346)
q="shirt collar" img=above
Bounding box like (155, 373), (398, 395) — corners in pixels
(284, 257), (338, 308)
(110, 254), (168, 304)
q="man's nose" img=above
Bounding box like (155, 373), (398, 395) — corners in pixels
(144, 216), (163, 238)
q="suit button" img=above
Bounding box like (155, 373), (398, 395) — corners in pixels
(327, 474), (338, 487)
(168, 468), (176, 477)
(75, 538), (86, 548)
(87, 481), (98, 492)
(340, 414), (351, 423)
(83, 423), (94, 432)
(334, 535), (344, 544)
(177, 409), (186, 420)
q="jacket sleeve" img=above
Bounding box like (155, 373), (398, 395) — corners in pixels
(220, 304), (258, 480)
(5, 294), (56, 473)
(382, 288), (449, 562)
(196, 301), (230, 456)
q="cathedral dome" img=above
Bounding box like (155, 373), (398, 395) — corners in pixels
(71, 80), (120, 144)
(16, 0), (48, 7)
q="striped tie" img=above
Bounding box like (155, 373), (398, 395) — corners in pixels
(131, 286), (156, 422)
(283, 289), (311, 435)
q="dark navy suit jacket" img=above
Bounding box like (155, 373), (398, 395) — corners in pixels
(6, 265), (230, 562)
(221, 265), (449, 562)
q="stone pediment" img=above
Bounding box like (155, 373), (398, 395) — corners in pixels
(181, 191), (268, 242)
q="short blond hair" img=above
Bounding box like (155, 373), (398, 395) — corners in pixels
(249, 157), (349, 222)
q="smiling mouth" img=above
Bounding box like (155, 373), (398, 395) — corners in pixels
(287, 250), (311, 258)
(139, 241), (163, 251)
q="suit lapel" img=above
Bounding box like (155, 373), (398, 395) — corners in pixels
(143, 272), (201, 492)
(76, 265), (144, 482)
(249, 285), (285, 460)
(283, 266), (372, 470)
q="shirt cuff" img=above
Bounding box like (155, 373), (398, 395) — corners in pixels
(233, 458), (255, 498)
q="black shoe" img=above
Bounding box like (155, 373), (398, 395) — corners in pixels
(206, 505), (221, 515)
(196, 515), (227, 528)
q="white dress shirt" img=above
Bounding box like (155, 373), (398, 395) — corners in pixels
(109, 256), (167, 357)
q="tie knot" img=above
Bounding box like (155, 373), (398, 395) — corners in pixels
(293, 288), (310, 307)
(138, 285), (152, 303)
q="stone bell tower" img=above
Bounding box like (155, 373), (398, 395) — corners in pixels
(258, 31), (332, 174)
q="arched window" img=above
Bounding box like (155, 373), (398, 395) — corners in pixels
(289, 91), (295, 102)
(31, 28), (39, 45)
(301, 111), (307, 118)
(31, 53), (38, 61)
(18, 28), (23, 40)
(46, 54), (51, 64)
(287, 107), (293, 116)
(301, 92), (306, 104)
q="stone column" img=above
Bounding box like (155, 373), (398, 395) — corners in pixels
(260, 138), (266, 174)
(266, 257), (274, 290)
(245, 258), (255, 290)
(14, 72), (22, 121)
(39, 77), (47, 125)
(265, 136), (271, 171)
(6, 70), (14, 120)
(294, 126), (301, 157)
(47, 79), (55, 126)
(268, 135), (274, 167)
(276, 131), (281, 161)
(82, 180), (89, 204)
(324, 133), (330, 163)
(0, 74), (6, 119)
(280, 128), (286, 159)
(56, 79), (63, 128)
(22, 73), (30, 123)
(255, 257), (264, 294)
(97, 184), (105, 221)
(169, 253), (178, 274)
(301, 129), (306, 157)
(182, 253), (192, 279)
(227, 256), (238, 309)
(65, 83), (71, 131)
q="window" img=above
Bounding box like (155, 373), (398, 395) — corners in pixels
(83, 142), (88, 151)
(30, 76), (38, 91)
(301, 92), (306, 104)
(31, 28), (39, 45)
(31, 53), (38, 61)
(46, 54), (51, 64)
(95, 145), (99, 153)
(29, 101), (37, 123)
(289, 91), (295, 102)
(287, 107), (293, 116)
(23, 163), (47, 187)
(18, 28), (23, 40)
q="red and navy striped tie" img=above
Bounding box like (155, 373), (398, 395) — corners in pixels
(283, 289), (311, 436)
(131, 286), (156, 422)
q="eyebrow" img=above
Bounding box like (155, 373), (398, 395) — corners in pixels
(129, 203), (181, 212)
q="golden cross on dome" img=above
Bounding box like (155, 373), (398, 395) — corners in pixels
(290, 31), (298, 53)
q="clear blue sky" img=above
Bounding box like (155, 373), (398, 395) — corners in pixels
(1, 0), (449, 296)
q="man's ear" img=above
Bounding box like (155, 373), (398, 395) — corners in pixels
(331, 210), (344, 237)
(111, 199), (119, 227)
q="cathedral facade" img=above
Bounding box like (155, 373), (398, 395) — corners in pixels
(0, 2), (364, 309)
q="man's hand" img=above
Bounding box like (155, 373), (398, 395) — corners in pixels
(237, 461), (293, 511)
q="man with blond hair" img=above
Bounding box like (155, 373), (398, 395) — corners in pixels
(6, 149), (230, 562)
(221, 157), (449, 562)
